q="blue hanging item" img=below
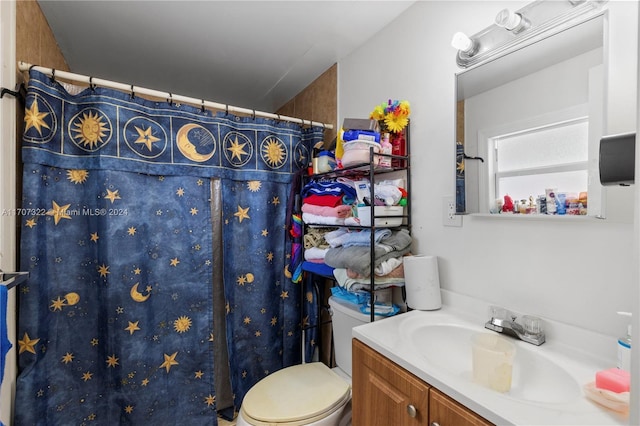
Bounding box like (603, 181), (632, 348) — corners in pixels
(0, 284), (11, 385)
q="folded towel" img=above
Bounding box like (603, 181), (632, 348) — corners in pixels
(324, 229), (412, 276)
(324, 228), (392, 248)
(333, 268), (404, 292)
(302, 212), (345, 226)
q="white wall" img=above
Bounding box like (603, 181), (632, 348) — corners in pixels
(339, 0), (637, 348)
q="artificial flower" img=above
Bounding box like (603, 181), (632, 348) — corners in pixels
(370, 99), (411, 133)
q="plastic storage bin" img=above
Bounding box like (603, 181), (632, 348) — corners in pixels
(357, 205), (403, 227)
(341, 140), (380, 167)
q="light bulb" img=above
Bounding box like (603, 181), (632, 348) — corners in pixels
(451, 32), (475, 54)
(495, 8), (529, 33)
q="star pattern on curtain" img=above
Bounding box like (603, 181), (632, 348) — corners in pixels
(16, 69), (324, 423)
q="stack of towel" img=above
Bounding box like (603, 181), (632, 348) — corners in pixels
(300, 180), (357, 227)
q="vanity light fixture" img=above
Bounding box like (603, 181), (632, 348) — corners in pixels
(495, 8), (530, 34)
(452, 0), (607, 68)
(450, 32), (477, 55)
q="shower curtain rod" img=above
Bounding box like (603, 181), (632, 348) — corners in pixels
(18, 61), (334, 130)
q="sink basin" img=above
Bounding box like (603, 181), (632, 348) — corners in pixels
(408, 323), (582, 404)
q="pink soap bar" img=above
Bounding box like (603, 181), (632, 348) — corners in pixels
(595, 368), (630, 393)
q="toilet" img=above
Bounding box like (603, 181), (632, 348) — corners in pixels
(236, 295), (378, 426)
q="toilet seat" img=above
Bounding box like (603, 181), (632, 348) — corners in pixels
(240, 362), (351, 426)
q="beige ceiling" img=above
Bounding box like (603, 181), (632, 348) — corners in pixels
(37, 1), (415, 112)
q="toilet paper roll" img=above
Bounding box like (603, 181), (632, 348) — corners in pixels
(403, 255), (442, 310)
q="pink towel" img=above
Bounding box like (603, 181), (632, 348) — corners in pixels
(301, 203), (352, 218)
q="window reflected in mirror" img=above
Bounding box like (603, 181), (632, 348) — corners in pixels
(490, 118), (589, 214)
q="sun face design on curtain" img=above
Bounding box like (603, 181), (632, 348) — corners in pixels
(17, 70), (323, 423)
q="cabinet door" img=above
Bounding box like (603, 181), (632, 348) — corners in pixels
(352, 339), (429, 426)
(429, 388), (494, 426)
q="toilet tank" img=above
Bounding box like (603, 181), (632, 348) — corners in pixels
(328, 296), (382, 377)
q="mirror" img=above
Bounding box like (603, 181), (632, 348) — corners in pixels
(455, 12), (606, 218)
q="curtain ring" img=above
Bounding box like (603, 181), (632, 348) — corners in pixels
(168, 93), (173, 106)
(225, 104), (229, 116)
(252, 109), (256, 120)
(89, 76), (96, 91)
(277, 114), (281, 121)
(130, 84), (135, 99)
(50, 69), (56, 83)
(201, 99), (205, 113)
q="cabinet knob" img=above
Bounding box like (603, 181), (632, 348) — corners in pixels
(407, 404), (417, 417)
(430, 423), (441, 426)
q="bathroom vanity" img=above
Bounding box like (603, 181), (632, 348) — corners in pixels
(351, 304), (628, 425)
(352, 338), (491, 425)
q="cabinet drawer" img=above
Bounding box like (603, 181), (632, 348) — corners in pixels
(429, 388), (493, 426)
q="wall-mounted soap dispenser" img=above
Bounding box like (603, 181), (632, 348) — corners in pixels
(617, 311), (632, 372)
(599, 133), (636, 186)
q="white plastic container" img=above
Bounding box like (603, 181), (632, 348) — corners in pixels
(357, 205), (403, 227)
(617, 312), (632, 371)
(472, 332), (516, 393)
(341, 140), (380, 167)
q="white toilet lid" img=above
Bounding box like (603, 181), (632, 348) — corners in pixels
(241, 362), (351, 424)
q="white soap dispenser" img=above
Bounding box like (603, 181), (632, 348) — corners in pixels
(617, 311), (632, 371)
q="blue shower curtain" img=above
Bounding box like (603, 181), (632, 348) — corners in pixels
(16, 70), (323, 424)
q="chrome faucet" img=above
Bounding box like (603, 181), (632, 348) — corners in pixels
(485, 306), (545, 346)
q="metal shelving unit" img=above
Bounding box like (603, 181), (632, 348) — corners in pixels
(300, 125), (411, 323)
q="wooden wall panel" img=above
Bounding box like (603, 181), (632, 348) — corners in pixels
(16, 0), (69, 76)
(277, 64), (337, 146)
(276, 65), (337, 367)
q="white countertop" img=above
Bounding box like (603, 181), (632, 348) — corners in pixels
(352, 305), (628, 425)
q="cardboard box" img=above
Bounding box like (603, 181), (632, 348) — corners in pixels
(342, 118), (380, 132)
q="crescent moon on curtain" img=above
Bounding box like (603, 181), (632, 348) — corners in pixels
(176, 123), (215, 162)
(130, 282), (151, 302)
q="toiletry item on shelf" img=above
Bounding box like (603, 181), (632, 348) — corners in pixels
(556, 192), (567, 215)
(378, 133), (392, 168)
(342, 129), (380, 143)
(502, 194), (514, 213)
(545, 188), (557, 214)
(537, 195), (547, 214)
(315, 151), (336, 174)
(312, 147), (321, 174)
(595, 368), (630, 393)
(518, 199), (527, 214)
(617, 311), (632, 372)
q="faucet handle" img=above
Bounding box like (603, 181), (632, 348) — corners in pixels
(521, 315), (544, 335)
(489, 306), (509, 319)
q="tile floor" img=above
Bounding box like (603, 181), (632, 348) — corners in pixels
(218, 415), (237, 425)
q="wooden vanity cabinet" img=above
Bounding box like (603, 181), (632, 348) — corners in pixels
(352, 339), (493, 426)
(352, 338), (429, 425)
(429, 388), (493, 426)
